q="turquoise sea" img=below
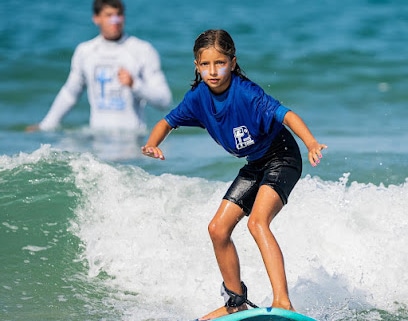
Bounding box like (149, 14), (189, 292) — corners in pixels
(1, 0), (408, 320)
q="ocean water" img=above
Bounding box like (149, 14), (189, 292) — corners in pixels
(1, 0), (408, 320)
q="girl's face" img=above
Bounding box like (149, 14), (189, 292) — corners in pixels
(194, 47), (236, 94)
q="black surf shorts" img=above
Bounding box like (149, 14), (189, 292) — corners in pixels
(223, 127), (302, 215)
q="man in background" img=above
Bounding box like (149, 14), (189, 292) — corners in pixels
(28, 0), (172, 133)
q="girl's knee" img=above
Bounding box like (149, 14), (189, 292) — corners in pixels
(247, 217), (267, 238)
(208, 220), (229, 244)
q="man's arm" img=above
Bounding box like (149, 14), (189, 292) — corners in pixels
(132, 43), (172, 110)
(38, 48), (86, 130)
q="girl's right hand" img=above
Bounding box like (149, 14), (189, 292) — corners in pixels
(141, 145), (165, 160)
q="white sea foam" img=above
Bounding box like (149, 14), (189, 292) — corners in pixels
(68, 154), (408, 320)
(22, 245), (49, 252)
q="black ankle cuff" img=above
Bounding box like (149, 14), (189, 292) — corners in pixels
(223, 282), (248, 308)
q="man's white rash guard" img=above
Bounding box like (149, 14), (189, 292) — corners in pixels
(39, 34), (172, 132)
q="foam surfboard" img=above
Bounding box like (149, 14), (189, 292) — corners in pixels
(211, 307), (317, 321)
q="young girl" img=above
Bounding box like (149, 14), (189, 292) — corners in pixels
(142, 29), (327, 320)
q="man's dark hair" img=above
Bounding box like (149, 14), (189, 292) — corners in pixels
(93, 0), (125, 15)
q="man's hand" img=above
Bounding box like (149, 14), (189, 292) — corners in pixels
(118, 68), (133, 87)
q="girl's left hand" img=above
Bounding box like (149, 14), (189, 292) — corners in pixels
(308, 142), (327, 167)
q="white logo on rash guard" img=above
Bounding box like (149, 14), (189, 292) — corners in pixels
(233, 126), (255, 150)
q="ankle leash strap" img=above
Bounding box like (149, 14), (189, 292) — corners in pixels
(222, 282), (259, 309)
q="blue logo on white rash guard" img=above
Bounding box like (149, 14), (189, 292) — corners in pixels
(95, 65), (125, 110)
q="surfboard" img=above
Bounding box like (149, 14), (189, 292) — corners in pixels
(211, 307), (317, 321)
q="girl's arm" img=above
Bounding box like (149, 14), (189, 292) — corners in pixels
(141, 119), (173, 160)
(283, 111), (327, 167)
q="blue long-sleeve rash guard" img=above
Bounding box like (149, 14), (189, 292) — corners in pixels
(165, 74), (290, 161)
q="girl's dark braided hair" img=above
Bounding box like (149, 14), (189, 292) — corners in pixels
(192, 29), (249, 89)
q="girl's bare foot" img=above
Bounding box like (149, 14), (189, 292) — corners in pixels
(272, 299), (295, 311)
(198, 303), (248, 320)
